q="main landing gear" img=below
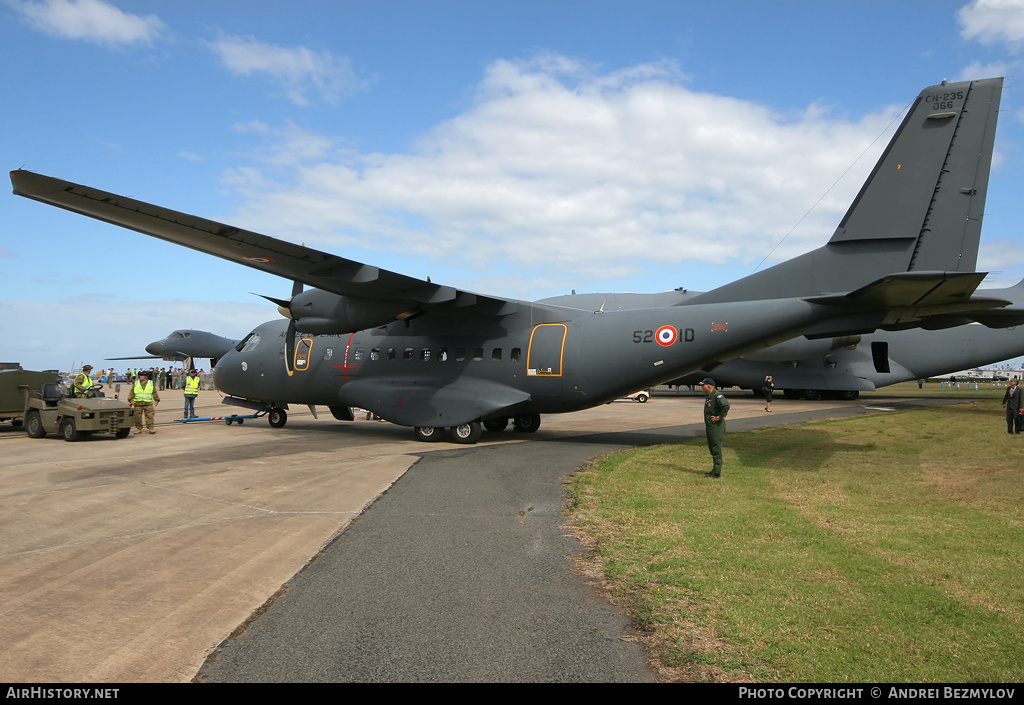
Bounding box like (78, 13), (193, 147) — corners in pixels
(413, 413), (541, 445)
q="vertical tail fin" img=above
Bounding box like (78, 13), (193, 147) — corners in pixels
(829, 77), (1002, 272)
(697, 77), (1003, 304)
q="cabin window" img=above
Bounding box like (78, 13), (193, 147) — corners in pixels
(387, 347), (396, 360)
(511, 347), (521, 362)
(323, 347), (333, 361)
(439, 348), (448, 362)
(473, 347), (484, 361)
(455, 347), (466, 361)
(369, 348), (380, 361)
(420, 348), (431, 361)
(353, 348), (364, 361)
(492, 348), (502, 361)
(404, 348), (414, 360)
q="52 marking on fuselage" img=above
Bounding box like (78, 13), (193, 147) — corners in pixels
(631, 326), (696, 345)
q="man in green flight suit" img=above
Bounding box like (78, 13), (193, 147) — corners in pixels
(702, 377), (730, 478)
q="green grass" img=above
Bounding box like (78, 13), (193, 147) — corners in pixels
(567, 398), (1024, 682)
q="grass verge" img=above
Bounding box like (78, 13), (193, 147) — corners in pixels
(567, 398), (1024, 682)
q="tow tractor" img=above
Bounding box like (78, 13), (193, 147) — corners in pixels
(20, 379), (134, 441)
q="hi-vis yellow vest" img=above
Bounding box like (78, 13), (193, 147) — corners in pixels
(75, 373), (93, 396)
(184, 376), (201, 396)
(133, 380), (154, 404)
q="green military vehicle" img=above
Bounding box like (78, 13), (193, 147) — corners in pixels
(13, 368), (134, 441)
(0, 362), (61, 429)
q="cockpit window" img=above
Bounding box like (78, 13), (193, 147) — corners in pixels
(236, 332), (261, 353)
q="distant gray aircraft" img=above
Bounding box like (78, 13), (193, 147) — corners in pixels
(106, 329), (239, 368)
(668, 293), (1024, 399)
(11, 78), (1011, 443)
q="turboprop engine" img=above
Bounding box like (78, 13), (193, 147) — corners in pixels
(283, 289), (418, 334)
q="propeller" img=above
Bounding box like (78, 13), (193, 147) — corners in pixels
(284, 279), (302, 377)
(252, 280), (303, 377)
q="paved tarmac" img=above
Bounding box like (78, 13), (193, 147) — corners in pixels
(0, 387), (954, 682)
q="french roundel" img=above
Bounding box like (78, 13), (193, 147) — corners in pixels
(655, 325), (678, 346)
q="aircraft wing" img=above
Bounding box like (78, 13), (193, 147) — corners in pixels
(10, 170), (524, 317)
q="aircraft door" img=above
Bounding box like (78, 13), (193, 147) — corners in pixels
(527, 324), (567, 376)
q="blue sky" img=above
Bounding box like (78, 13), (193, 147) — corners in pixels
(2, 0), (1024, 372)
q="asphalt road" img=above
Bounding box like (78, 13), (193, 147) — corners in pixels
(196, 395), (957, 683)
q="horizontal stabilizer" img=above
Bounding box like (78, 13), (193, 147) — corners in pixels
(808, 271), (990, 309)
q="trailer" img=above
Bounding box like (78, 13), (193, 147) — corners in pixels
(0, 362), (61, 429)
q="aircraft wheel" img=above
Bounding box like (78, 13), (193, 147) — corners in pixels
(838, 390), (859, 400)
(802, 389), (823, 401)
(450, 421), (482, 444)
(268, 407), (288, 428)
(483, 418), (509, 433)
(25, 411), (47, 438)
(115, 427), (131, 439)
(513, 413), (541, 433)
(60, 418), (81, 442)
(415, 426), (443, 442)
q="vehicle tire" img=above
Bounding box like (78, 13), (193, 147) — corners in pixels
(802, 390), (822, 401)
(237, 418), (245, 425)
(415, 426), (443, 442)
(225, 417), (233, 425)
(25, 411), (46, 438)
(60, 417), (80, 442)
(513, 413), (541, 433)
(115, 427), (131, 439)
(268, 407), (288, 428)
(483, 418), (509, 433)
(838, 390), (859, 401)
(636, 393), (649, 403)
(450, 421), (482, 444)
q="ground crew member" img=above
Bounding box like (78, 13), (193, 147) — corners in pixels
(1002, 378), (1022, 434)
(702, 377), (730, 478)
(129, 370), (160, 434)
(183, 369), (201, 418)
(73, 365), (95, 397)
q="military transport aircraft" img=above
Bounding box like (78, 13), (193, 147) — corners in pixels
(106, 329), (239, 368)
(10, 78), (1011, 443)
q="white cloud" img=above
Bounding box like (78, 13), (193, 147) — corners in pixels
(959, 0), (1024, 49)
(221, 55), (900, 292)
(11, 0), (164, 46)
(208, 33), (365, 106)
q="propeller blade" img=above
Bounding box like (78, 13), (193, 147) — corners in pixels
(285, 319), (297, 377)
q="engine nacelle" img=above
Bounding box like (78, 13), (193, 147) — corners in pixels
(286, 289), (415, 334)
(743, 335), (861, 363)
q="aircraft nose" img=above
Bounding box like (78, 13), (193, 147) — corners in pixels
(145, 340), (165, 356)
(213, 352), (240, 394)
